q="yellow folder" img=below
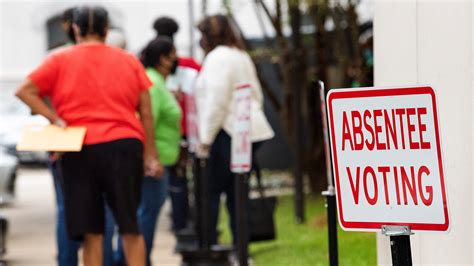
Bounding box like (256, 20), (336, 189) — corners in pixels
(16, 125), (87, 152)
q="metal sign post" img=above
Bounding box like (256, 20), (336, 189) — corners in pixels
(231, 84), (253, 266)
(318, 81), (339, 266)
(382, 226), (413, 266)
(235, 172), (249, 266)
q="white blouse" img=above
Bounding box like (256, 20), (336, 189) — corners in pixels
(195, 45), (275, 145)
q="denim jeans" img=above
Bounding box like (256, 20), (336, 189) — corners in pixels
(115, 170), (169, 266)
(50, 159), (115, 266)
(168, 167), (189, 231)
(208, 131), (237, 245)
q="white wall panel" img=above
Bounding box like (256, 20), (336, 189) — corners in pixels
(375, 1), (473, 264)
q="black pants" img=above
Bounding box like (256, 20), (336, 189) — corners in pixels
(208, 131), (261, 245)
(60, 138), (143, 241)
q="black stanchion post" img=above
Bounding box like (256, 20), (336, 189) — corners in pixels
(198, 157), (211, 250)
(174, 152), (198, 253)
(179, 155), (232, 266)
(382, 226), (413, 266)
(231, 83), (252, 265)
(193, 156), (203, 247)
(235, 173), (249, 266)
(319, 81), (339, 266)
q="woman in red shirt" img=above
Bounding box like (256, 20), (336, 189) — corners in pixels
(15, 6), (160, 266)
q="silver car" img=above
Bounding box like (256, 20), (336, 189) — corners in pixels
(0, 85), (49, 165)
(0, 146), (18, 205)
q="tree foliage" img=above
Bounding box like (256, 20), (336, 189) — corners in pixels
(222, 0), (373, 193)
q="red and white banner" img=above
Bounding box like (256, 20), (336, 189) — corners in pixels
(185, 92), (199, 153)
(231, 84), (252, 173)
(327, 86), (449, 232)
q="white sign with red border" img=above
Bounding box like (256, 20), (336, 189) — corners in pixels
(231, 84), (252, 173)
(326, 86), (449, 232)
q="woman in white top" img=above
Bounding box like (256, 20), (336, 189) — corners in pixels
(195, 14), (274, 246)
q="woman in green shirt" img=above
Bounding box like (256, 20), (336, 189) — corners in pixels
(116, 36), (182, 266)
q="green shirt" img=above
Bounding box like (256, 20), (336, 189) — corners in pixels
(147, 68), (182, 166)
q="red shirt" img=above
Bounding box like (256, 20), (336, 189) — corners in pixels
(28, 43), (152, 145)
(179, 57), (201, 71)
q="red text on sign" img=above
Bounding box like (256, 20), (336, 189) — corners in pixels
(341, 107), (431, 151)
(346, 165), (433, 206)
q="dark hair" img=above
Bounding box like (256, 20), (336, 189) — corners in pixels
(62, 7), (75, 24)
(197, 15), (245, 53)
(152, 16), (179, 40)
(73, 6), (109, 38)
(141, 36), (175, 68)
(62, 7), (77, 43)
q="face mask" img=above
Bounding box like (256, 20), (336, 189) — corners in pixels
(199, 39), (205, 50)
(171, 59), (179, 74)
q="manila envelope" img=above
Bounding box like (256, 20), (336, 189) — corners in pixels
(16, 125), (87, 152)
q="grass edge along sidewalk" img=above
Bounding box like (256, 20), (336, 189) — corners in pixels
(218, 194), (376, 265)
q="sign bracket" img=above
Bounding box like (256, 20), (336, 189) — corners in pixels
(321, 185), (336, 197)
(381, 225), (413, 236)
(382, 225), (413, 266)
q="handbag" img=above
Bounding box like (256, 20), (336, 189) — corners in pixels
(249, 163), (277, 242)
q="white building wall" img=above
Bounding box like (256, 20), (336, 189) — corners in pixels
(0, 0), (278, 81)
(374, 1), (473, 264)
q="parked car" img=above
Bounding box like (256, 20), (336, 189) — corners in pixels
(0, 87), (49, 165)
(0, 146), (18, 205)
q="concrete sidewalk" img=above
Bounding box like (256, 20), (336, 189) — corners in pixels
(1, 167), (181, 265)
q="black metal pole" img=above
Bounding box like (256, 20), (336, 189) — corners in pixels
(326, 195), (338, 266)
(235, 173), (249, 266)
(390, 235), (413, 266)
(198, 157), (211, 250)
(192, 156), (203, 248)
(319, 81), (339, 266)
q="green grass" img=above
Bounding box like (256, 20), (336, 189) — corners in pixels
(218, 194), (376, 265)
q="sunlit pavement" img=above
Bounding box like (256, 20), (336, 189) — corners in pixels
(1, 167), (180, 265)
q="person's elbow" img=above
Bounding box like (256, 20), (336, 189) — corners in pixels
(15, 84), (26, 100)
(15, 80), (35, 101)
